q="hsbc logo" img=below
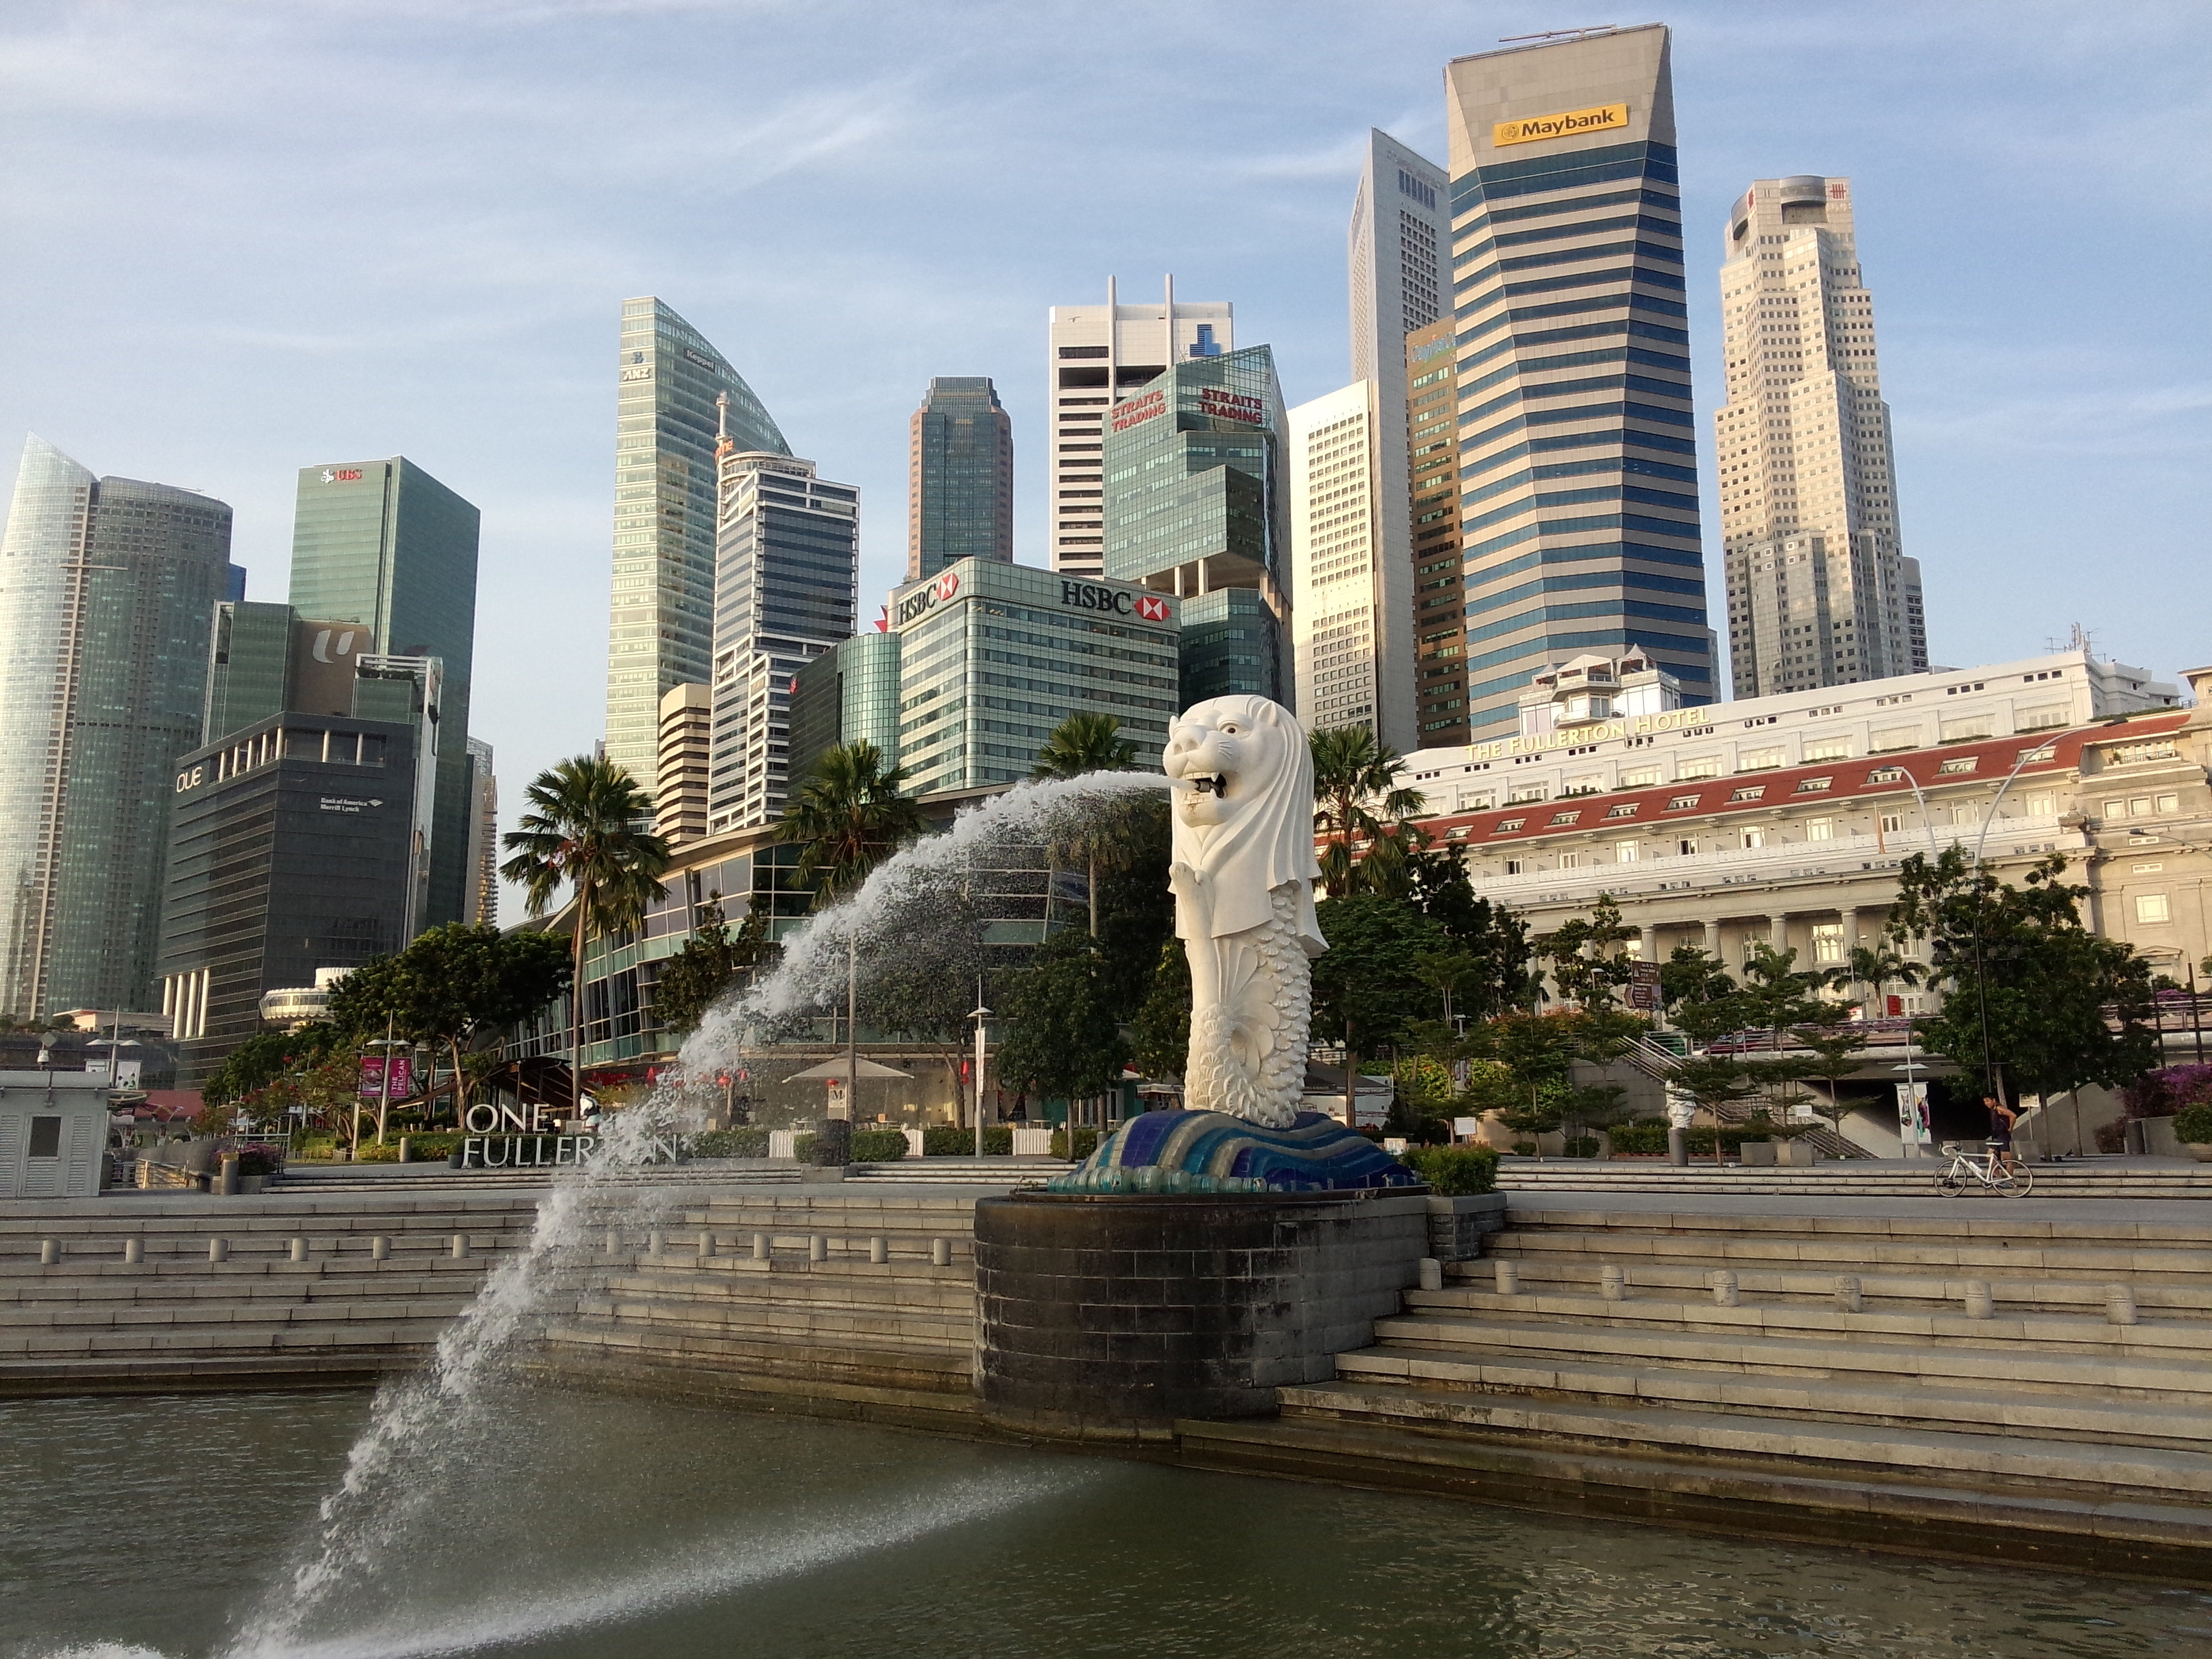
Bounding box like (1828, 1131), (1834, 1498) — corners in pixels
(1059, 580), (1172, 623)
(1135, 594), (1170, 622)
(937, 571), (960, 601)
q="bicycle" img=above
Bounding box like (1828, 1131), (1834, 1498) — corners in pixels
(1934, 1140), (2034, 1197)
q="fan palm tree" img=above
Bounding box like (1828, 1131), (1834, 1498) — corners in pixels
(1832, 941), (1925, 1017)
(1309, 726), (1425, 899)
(1032, 712), (1139, 936)
(777, 741), (925, 907)
(500, 756), (670, 1111)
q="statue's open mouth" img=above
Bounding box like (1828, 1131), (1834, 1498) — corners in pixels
(1191, 774), (1229, 798)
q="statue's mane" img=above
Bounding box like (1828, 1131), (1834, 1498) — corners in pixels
(1171, 695), (1324, 952)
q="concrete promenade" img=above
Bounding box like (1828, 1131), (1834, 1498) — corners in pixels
(10, 1170), (2212, 1579)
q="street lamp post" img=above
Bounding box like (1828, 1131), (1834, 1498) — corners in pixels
(970, 981), (990, 1159)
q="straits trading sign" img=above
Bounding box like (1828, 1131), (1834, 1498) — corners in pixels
(1196, 386), (1263, 425)
(1110, 388), (1166, 433)
(1492, 102), (1629, 148)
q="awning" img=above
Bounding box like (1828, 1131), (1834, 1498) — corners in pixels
(783, 1058), (914, 1081)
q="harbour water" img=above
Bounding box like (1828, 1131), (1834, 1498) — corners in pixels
(3, 1389), (2202, 1659)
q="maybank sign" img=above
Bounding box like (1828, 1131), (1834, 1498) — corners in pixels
(1492, 102), (1629, 148)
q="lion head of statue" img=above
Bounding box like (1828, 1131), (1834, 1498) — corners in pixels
(1164, 694), (1322, 949)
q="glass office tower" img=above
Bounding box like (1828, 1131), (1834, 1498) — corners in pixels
(907, 377), (1013, 581)
(0, 435), (233, 1017)
(1443, 24), (1716, 739)
(289, 457), (479, 930)
(1100, 345), (1290, 707)
(606, 297), (789, 784)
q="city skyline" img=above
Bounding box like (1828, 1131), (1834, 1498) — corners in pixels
(1, 2), (2202, 898)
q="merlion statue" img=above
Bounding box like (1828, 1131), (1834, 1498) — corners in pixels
(1163, 695), (1325, 1129)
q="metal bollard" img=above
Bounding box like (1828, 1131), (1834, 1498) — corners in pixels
(752, 1233), (770, 1261)
(451, 1234), (470, 1260)
(808, 1235), (828, 1263)
(1494, 1258), (1519, 1296)
(123, 1237), (143, 1265)
(697, 1231), (716, 1261)
(648, 1229), (665, 1258)
(38, 1239), (58, 1266)
(869, 1236), (888, 1265)
(371, 1236), (390, 1262)
(1418, 1257), (1443, 1292)
(1963, 1280), (1994, 1319)
(208, 1238), (229, 1263)
(1711, 1270), (1740, 1307)
(2106, 1285), (2139, 1327)
(930, 1238), (951, 1268)
(1835, 1275), (1863, 1313)
(289, 1237), (308, 1263)
(1601, 1263), (1626, 1302)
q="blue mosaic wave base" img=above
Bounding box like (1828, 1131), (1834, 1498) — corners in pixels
(1047, 1109), (1420, 1194)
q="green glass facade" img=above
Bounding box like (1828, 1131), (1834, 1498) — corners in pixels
(788, 628), (902, 787)
(1099, 346), (1290, 704)
(606, 297), (788, 785)
(0, 436), (233, 1017)
(287, 457), (478, 929)
(907, 377), (1013, 581)
(201, 601), (295, 742)
(891, 558), (1180, 796)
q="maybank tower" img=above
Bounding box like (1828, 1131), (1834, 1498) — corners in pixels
(1442, 24), (1715, 740)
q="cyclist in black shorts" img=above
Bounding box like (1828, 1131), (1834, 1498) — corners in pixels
(1984, 1094), (2019, 1174)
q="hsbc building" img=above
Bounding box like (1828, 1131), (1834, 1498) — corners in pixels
(879, 556), (1181, 796)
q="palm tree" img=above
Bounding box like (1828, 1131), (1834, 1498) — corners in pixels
(1032, 712), (1139, 936)
(1309, 726), (1425, 899)
(1832, 941), (1925, 1019)
(777, 741), (925, 907)
(500, 756), (670, 1112)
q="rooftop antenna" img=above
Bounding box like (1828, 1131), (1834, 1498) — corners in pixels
(1499, 25), (1619, 42)
(714, 390), (734, 459)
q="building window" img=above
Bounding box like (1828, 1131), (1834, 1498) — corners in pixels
(1805, 818), (1835, 841)
(1605, 803), (1637, 819)
(1811, 922), (1845, 964)
(1880, 812), (1904, 834)
(1795, 777), (1833, 794)
(1738, 747), (1784, 772)
(1679, 756), (1722, 780)
(1677, 838), (1698, 856)
(2135, 894), (2171, 924)
(1507, 787), (1547, 805)
(1936, 756), (1979, 775)
(1620, 766), (1661, 789)
(2109, 741), (2178, 765)
(1728, 785), (1767, 802)
(2024, 792), (2057, 816)
(1559, 851), (1583, 868)
(1803, 737), (1853, 761)
(1504, 859), (1525, 876)
(1866, 766), (1906, 784)
(2156, 793), (2179, 813)
(1667, 793), (1702, 811)
(1741, 827), (1767, 849)
(1616, 841), (1639, 863)
(1549, 811), (1581, 826)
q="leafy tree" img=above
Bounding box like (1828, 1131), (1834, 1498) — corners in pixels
(328, 924), (573, 1126)
(1671, 1056), (1759, 1165)
(653, 894), (775, 1036)
(1032, 712), (1141, 937)
(1128, 939), (1191, 1082)
(993, 932), (1130, 1103)
(1310, 727), (1425, 899)
(1403, 844), (1532, 1017)
(867, 888), (988, 1111)
(203, 1023), (342, 1108)
(1471, 1009), (1584, 1141)
(1736, 940), (1831, 1033)
(1660, 945), (1736, 1013)
(1086, 794), (1174, 1016)
(1310, 893), (1450, 1126)
(1539, 894), (1638, 1009)
(777, 741), (924, 905)
(1888, 847), (2158, 1103)
(501, 756), (671, 1105)
(1795, 1025), (1868, 1144)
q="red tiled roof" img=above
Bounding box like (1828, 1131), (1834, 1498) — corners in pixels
(1410, 710), (2192, 846)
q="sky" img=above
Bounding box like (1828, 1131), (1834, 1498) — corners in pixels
(3, 0), (2207, 919)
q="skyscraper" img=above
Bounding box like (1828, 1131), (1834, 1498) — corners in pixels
(706, 437), (859, 835)
(908, 377), (1013, 581)
(289, 457), (479, 929)
(606, 297), (788, 784)
(1101, 345), (1290, 707)
(1715, 175), (1925, 695)
(1406, 319), (1472, 745)
(465, 736), (499, 926)
(1047, 277), (1231, 579)
(655, 684), (712, 846)
(1287, 382), (1415, 746)
(0, 436), (233, 1018)
(1442, 24), (1716, 739)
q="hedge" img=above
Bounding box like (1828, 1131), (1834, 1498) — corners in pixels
(691, 1128), (771, 1158)
(1606, 1120), (1813, 1155)
(923, 1126), (1012, 1156)
(2175, 1103), (2212, 1146)
(1399, 1145), (1499, 1195)
(1050, 1127), (1103, 1162)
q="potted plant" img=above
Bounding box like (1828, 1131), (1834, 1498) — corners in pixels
(2175, 1103), (2212, 1162)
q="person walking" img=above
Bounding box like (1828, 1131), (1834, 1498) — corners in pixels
(1984, 1094), (2020, 1175)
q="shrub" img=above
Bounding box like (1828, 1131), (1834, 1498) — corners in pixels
(691, 1128), (770, 1158)
(1050, 1127), (1103, 1162)
(2094, 1120), (2128, 1154)
(234, 1148), (275, 1177)
(1562, 1136), (1601, 1159)
(2121, 1065), (2212, 1122)
(1400, 1145), (1499, 1195)
(922, 1126), (1012, 1156)
(2175, 1103), (2212, 1147)
(1605, 1119), (1811, 1155)
(849, 1129), (909, 1162)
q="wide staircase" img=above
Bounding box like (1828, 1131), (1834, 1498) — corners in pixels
(1181, 1195), (2212, 1579)
(1495, 1158), (2212, 1198)
(0, 1190), (545, 1393)
(532, 1189), (984, 1430)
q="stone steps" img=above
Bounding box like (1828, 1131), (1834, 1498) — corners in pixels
(1275, 1378), (2212, 1503)
(1449, 1258), (2212, 1314)
(1494, 1164), (2212, 1198)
